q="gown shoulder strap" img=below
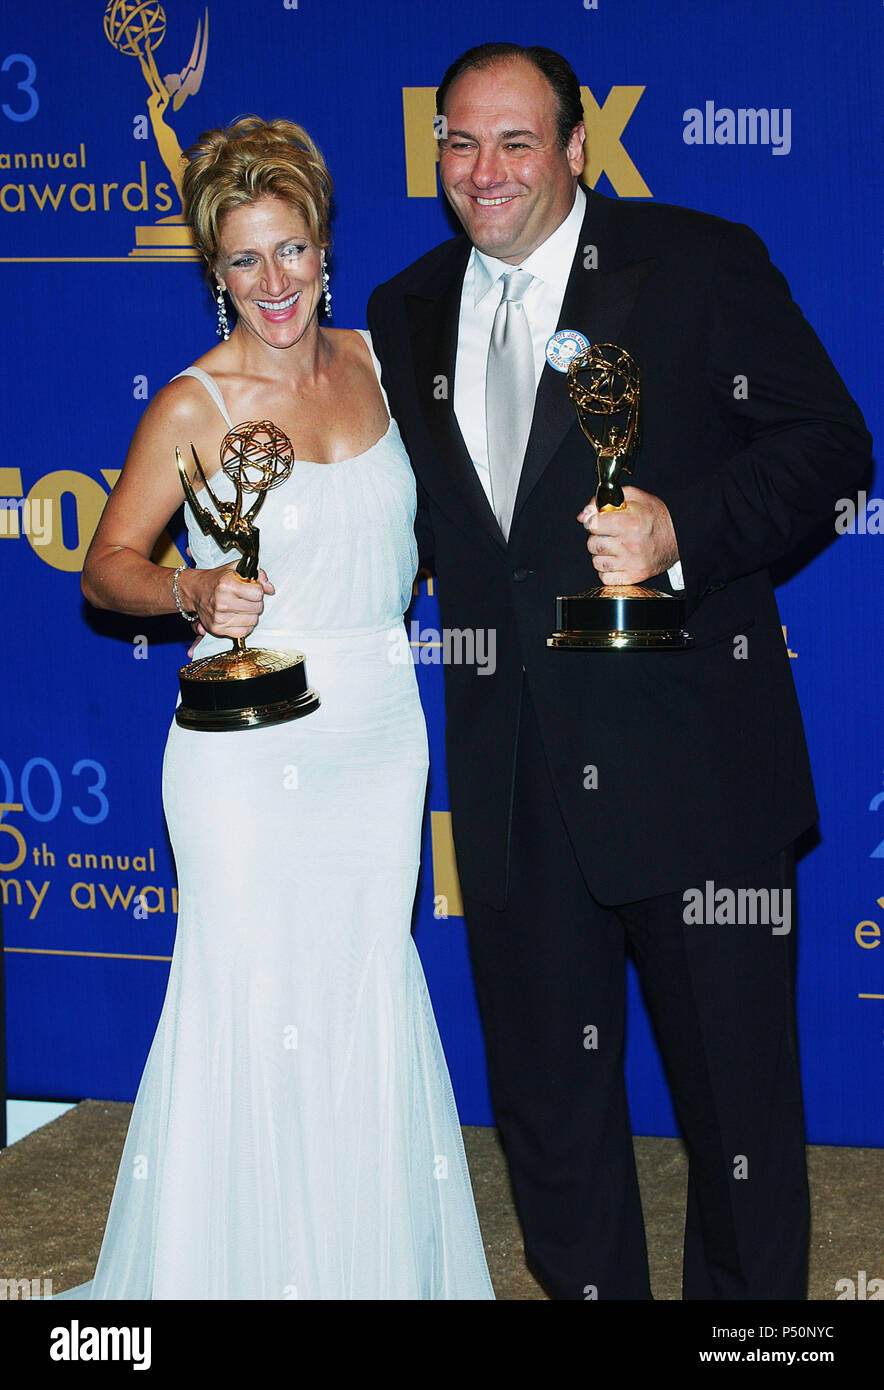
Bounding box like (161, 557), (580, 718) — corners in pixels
(170, 365), (234, 428)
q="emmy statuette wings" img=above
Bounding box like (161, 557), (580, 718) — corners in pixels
(175, 421), (320, 729)
(547, 343), (693, 651)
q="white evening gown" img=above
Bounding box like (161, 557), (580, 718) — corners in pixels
(59, 337), (494, 1300)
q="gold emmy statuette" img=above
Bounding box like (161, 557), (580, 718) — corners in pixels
(175, 420), (320, 729)
(103, 1), (208, 259)
(547, 343), (692, 650)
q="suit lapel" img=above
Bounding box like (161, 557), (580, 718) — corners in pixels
(511, 199), (655, 528)
(405, 244), (506, 555)
(402, 196), (655, 551)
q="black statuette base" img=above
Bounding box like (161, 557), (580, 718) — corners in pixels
(176, 648), (320, 729)
(548, 586), (693, 650)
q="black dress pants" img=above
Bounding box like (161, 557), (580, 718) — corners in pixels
(462, 683), (809, 1300)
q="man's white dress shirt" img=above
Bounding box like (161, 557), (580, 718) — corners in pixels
(452, 184), (684, 589)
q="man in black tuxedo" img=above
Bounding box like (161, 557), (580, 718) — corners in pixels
(367, 43), (871, 1300)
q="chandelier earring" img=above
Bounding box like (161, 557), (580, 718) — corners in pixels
(321, 255), (332, 319)
(215, 282), (230, 340)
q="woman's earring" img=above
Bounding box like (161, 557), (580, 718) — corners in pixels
(321, 257), (332, 319)
(215, 282), (230, 340)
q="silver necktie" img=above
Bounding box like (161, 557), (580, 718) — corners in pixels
(485, 269), (535, 540)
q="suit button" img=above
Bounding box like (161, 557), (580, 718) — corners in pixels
(512, 567), (530, 582)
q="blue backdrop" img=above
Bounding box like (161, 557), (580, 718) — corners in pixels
(0, 0), (880, 1144)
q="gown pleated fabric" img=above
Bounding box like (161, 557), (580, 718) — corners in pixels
(58, 336), (494, 1300)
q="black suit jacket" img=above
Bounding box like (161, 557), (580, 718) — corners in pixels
(367, 189), (872, 907)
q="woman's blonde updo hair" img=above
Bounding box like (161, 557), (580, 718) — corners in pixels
(181, 116), (333, 272)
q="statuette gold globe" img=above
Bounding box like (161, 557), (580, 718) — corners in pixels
(103, 0), (167, 57)
(220, 420), (294, 494)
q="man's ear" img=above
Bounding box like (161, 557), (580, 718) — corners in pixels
(567, 121), (586, 178)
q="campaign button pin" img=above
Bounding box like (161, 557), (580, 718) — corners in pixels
(545, 329), (590, 372)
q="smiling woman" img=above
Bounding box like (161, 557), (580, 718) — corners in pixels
(216, 198), (323, 345)
(66, 115), (494, 1301)
(182, 116), (332, 349)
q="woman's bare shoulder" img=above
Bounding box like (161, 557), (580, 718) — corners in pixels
(137, 368), (219, 439)
(324, 326), (372, 357)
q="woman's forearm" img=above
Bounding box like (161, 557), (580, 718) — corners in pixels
(82, 544), (200, 618)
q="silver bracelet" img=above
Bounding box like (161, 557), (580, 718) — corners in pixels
(172, 565), (198, 622)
